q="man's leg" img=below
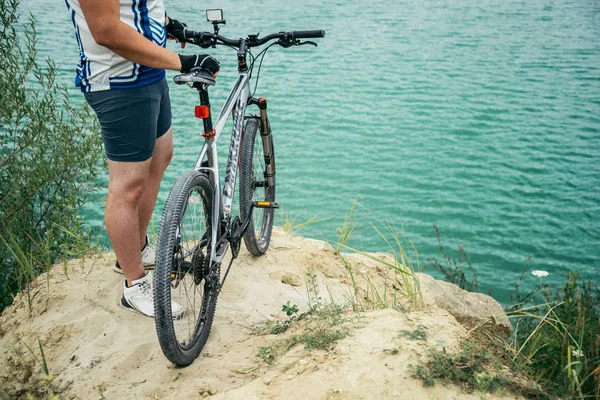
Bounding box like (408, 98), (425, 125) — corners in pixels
(137, 127), (173, 248)
(105, 158), (151, 285)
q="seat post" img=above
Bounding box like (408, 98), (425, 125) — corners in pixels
(197, 87), (215, 139)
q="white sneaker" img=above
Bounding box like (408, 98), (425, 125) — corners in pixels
(120, 271), (184, 318)
(141, 240), (156, 267)
(113, 236), (156, 274)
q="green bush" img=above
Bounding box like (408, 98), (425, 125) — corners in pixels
(425, 225), (599, 398)
(0, 0), (103, 312)
(509, 271), (600, 399)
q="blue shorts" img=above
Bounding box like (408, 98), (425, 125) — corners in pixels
(84, 77), (172, 162)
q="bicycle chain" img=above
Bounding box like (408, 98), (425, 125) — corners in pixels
(217, 257), (235, 294)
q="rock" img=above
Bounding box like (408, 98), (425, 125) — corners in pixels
(417, 273), (512, 335)
(281, 273), (302, 287)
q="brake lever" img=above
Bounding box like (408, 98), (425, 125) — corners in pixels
(277, 39), (318, 48)
(297, 40), (318, 47)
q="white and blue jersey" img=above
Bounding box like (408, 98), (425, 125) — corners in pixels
(65, 0), (167, 92)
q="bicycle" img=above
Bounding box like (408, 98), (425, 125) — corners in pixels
(153, 9), (325, 366)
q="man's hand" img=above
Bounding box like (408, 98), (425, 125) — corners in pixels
(166, 16), (187, 48)
(178, 55), (220, 77)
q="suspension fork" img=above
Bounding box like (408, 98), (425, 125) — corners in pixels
(248, 97), (275, 188)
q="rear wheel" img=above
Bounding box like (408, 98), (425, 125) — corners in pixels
(154, 170), (219, 366)
(239, 118), (276, 256)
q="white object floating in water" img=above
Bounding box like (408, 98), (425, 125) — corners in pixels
(531, 270), (549, 278)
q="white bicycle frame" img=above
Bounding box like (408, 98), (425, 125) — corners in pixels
(192, 72), (251, 264)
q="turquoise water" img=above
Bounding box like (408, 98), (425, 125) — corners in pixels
(22, 0), (600, 302)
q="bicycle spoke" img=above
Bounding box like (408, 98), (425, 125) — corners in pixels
(168, 187), (210, 350)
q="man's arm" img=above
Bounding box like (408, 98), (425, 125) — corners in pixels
(80, 0), (182, 71)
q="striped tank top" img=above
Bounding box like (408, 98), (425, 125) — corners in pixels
(65, 0), (167, 92)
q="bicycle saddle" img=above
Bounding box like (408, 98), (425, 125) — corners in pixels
(173, 68), (216, 86)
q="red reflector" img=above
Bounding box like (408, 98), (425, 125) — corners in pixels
(195, 105), (210, 119)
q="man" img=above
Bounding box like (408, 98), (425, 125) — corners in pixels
(65, 0), (219, 317)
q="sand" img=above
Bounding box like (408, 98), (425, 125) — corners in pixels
(0, 228), (523, 399)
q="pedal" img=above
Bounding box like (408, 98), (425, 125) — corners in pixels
(252, 201), (280, 209)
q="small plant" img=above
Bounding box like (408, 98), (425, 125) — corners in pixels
(410, 364), (435, 387)
(270, 301), (302, 335)
(56, 223), (101, 277)
(270, 321), (291, 335)
(282, 304), (348, 352)
(256, 303), (351, 365)
(1, 233), (46, 313)
(334, 196), (364, 255)
(338, 221), (423, 311)
(399, 325), (428, 341)
(426, 225), (478, 292)
(285, 328), (345, 351)
(278, 208), (330, 234)
(304, 268), (321, 310)
(507, 270), (600, 399)
(409, 343), (513, 395)
(282, 301), (299, 317)
(339, 255), (361, 309)
(21, 337), (52, 382)
(256, 346), (277, 365)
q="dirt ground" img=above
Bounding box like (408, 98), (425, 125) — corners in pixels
(0, 228), (523, 399)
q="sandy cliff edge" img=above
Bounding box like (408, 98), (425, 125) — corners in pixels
(0, 228), (520, 400)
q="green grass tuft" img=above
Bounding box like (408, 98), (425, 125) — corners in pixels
(399, 325), (428, 342)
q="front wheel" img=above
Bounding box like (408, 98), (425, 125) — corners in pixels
(239, 117), (276, 256)
(154, 170), (218, 366)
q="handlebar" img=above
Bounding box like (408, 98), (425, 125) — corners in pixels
(183, 29), (326, 49)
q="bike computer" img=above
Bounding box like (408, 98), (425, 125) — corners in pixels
(206, 9), (223, 22)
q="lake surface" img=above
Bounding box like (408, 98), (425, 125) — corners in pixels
(20, 0), (600, 302)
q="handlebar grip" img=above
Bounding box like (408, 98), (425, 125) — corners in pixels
(184, 30), (199, 39)
(291, 30), (326, 39)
